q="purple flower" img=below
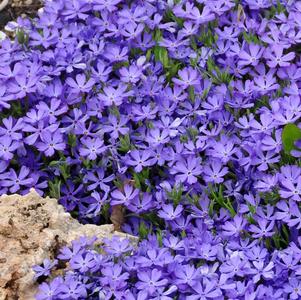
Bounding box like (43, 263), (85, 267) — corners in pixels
(84, 168), (115, 192)
(0, 138), (19, 160)
(279, 177), (301, 202)
(36, 131), (66, 157)
(8, 73), (39, 98)
(93, 0), (122, 12)
(238, 43), (264, 66)
(104, 236), (133, 257)
(188, 6), (215, 24)
(103, 45), (128, 62)
(101, 264), (129, 285)
(136, 269), (168, 295)
(127, 192), (154, 213)
(265, 45), (295, 68)
(59, 279), (87, 299)
(70, 252), (96, 273)
(203, 160), (228, 184)
(173, 67), (200, 88)
(79, 137), (106, 160)
(125, 149), (155, 172)
(284, 277), (301, 300)
(254, 74), (280, 94)
(23, 120), (58, 145)
(187, 278), (222, 300)
(66, 74), (95, 93)
(98, 84), (133, 106)
(36, 277), (63, 300)
(0, 166), (34, 193)
(220, 252), (250, 277)
(37, 99), (68, 124)
(174, 264), (200, 288)
(92, 60), (112, 82)
(249, 218), (275, 238)
(170, 156), (202, 184)
(33, 259), (58, 279)
(222, 214), (247, 237)
(61, 0), (90, 20)
(86, 191), (108, 216)
(111, 184), (139, 206)
(158, 204), (184, 221)
(119, 64), (142, 83)
(0, 116), (23, 140)
(102, 115), (129, 139)
(249, 261), (274, 283)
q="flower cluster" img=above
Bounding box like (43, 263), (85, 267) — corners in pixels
(36, 233), (301, 300)
(0, 0), (301, 298)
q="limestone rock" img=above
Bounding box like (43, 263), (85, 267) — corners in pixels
(0, 189), (135, 300)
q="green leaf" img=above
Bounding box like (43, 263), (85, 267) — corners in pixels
(16, 29), (29, 45)
(133, 173), (142, 189)
(153, 46), (169, 68)
(209, 184), (236, 217)
(154, 29), (162, 42)
(138, 221), (148, 239)
(60, 164), (70, 182)
(242, 32), (261, 45)
(166, 61), (182, 82)
(146, 49), (152, 61)
(68, 134), (77, 147)
(166, 184), (183, 206)
(188, 86), (195, 102)
(165, 10), (184, 27)
(48, 179), (61, 199)
(156, 229), (163, 247)
(118, 134), (132, 152)
(282, 123), (301, 154)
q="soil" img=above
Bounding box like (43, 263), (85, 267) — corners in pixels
(0, 0), (42, 30)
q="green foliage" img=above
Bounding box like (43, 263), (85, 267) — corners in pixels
(68, 134), (77, 147)
(101, 203), (111, 223)
(156, 229), (163, 247)
(188, 86), (195, 102)
(198, 27), (218, 47)
(153, 29), (163, 42)
(166, 184), (183, 206)
(282, 123), (301, 155)
(209, 184), (236, 217)
(242, 32), (261, 45)
(143, 212), (163, 228)
(153, 46), (169, 68)
(272, 225), (290, 250)
(113, 177), (124, 190)
(260, 190), (280, 206)
(16, 29), (29, 45)
(8, 101), (23, 118)
(138, 221), (149, 239)
(48, 178), (61, 199)
(166, 61), (182, 82)
(201, 87), (210, 99)
(165, 10), (184, 27)
(132, 168), (150, 191)
(188, 127), (199, 141)
(118, 134), (132, 152)
(112, 61), (129, 71)
(206, 57), (233, 85)
(59, 164), (70, 182)
(265, 0), (286, 19)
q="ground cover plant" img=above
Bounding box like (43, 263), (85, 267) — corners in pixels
(1, 0), (301, 298)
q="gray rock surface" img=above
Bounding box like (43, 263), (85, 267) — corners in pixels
(0, 189), (135, 300)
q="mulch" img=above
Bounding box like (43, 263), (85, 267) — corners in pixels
(0, 1), (42, 30)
